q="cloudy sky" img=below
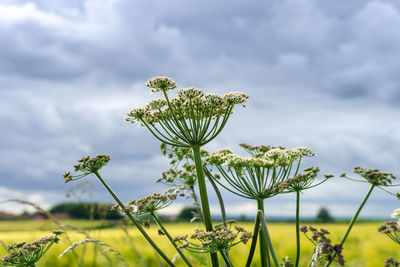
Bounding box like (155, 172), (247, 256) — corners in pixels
(1, 0), (400, 219)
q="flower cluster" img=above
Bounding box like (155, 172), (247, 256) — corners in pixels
(207, 146), (314, 169)
(146, 76), (177, 93)
(239, 143), (285, 155)
(353, 167), (396, 186)
(206, 145), (315, 199)
(392, 208), (400, 219)
(126, 77), (248, 146)
(283, 166), (323, 192)
(125, 191), (178, 215)
(174, 220), (252, 253)
(1, 231), (63, 266)
(378, 221), (400, 244)
(63, 154), (110, 183)
(300, 226), (344, 266)
(385, 257), (400, 267)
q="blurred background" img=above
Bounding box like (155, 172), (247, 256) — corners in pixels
(1, 0), (400, 220)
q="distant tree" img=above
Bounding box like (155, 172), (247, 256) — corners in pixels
(177, 206), (199, 222)
(50, 202), (123, 220)
(316, 207), (334, 223)
(238, 214), (248, 222)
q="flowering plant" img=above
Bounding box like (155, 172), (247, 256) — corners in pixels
(59, 77), (399, 267)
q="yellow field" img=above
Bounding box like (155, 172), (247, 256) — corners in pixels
(0, 220), (399, 266)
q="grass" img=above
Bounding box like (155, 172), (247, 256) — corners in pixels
(0, 220), (399, 266)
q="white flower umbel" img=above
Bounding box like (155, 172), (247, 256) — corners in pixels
(126, 77), (248, 267)
(392, 208), (400, 219)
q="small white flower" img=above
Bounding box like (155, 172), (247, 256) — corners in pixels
(391, 208), (400, 218)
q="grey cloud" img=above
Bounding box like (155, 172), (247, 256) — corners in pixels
(1, 0), (400, 217)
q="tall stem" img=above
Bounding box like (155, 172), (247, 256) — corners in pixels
(295, 191), (300, 267)
(192, 145), (219, 267)
(258, 210), (280, 267)
(93, 172), (175, 267)
(325, 184), (375, 267)
(151, 212), (193, 267)
(245, 212), (260, 267)
(257, 199), (268, 267)
(205, 167), (230, 265)
(220, 251), (234, 267)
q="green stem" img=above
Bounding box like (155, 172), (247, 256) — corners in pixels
(151, 212), (193, 267)
(325, 184), (375, 267)
(295, 191), (300, 267)
(204, 168), (227, 226)
(205, 168), (230, 266)
(93, 172), (175, 267)
(258, 210), (279, 267)
(220, 251), (234, 267)
(192, 145), (219, 267)
(245, 212), (260, 267)
(257, 199), (268, 267)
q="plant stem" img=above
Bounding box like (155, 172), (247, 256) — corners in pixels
(205, 167), (230, 266)
(295, 191), (300, 267)
(93, 172), (175, 267)
(325, 184), (375, 267)
(245, 212), (260, 267)
(151, 212), (193, 267)
(192, 145), (219, 267)
(204, 167), (227, 227)
(258, 210), (280, 267)
(257, 199), (268, 267)
(220, 251), (234, 267)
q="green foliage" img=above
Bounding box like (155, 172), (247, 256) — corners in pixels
(49, 202), (123, 220)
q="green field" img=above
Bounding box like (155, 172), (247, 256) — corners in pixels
(0, 220), (398, 266)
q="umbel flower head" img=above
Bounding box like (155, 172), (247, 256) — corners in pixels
(353, 167), (396, 186)
(392, 208), (400, 219)
(125, 191), (178, 215)
(63, 154), (110, 183)
(146, 76), (177, 93)
(206, 145), (316, 199)
(1, 231), (63, 267)
(378, 221), (400, 244)
(301, 226), (344, 266)
(126, 77), (249, 147)
(385, 257), (400, 267)
(283, 166), (331, 192)
(174, 220), (252, 253)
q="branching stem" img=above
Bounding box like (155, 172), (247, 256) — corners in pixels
(93, 172), (175, 267)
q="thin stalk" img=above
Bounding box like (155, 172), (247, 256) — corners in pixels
(190, 185), (204, 223)
(257, 199), (268, 267)
(295, 191), (300, 267)
(245, 213), (260, 267)
(258, 210), (279, 267)
(151, 212), (193, 267)
(93, 172), (175, 267)
(219, 251), (234, 267)
(325, 184), (375, 267)
(204, 168), (227, 226)
(205, 167), (230, 266)
(192, 145), (219, 267)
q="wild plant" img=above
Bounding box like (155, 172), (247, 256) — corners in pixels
(0, 231), (63, 267)
(60, 76), (399, 267)
(378, 209), (400, 267)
